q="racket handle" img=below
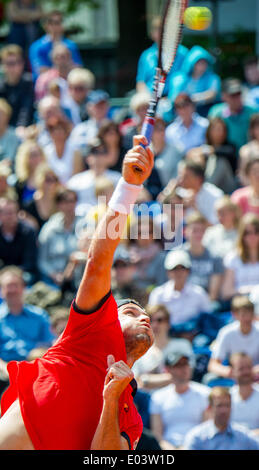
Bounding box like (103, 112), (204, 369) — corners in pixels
(140, 116), (155, 148)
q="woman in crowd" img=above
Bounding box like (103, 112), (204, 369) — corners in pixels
(231, 157), (259, 217)
(0, 163), (17, 200)
(42, 117), (84, 184)
(222, 212), (259, 299)
(203, 195), (240, 258)
(205, 117), (237, 175)
(239, 114), (259, 185)
(14, 139), (46, 206)
(97, 119), (126, 172)
(22, 163), (61, 231)
(0, 98), (21, 166)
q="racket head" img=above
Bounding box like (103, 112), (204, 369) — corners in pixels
(158, 0), (188, 75)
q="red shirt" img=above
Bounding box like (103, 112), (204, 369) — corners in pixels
(1, 292), (143, 450)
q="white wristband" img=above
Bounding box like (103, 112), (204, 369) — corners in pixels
(108, 177), (143, 215)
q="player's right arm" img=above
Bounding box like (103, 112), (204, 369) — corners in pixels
(75, 136), (154, 312)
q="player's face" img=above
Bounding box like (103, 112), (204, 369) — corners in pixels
(118, 304), (154, 360)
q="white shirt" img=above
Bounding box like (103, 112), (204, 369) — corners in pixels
(203, 224), (238, 258)
(150, 381), (210, 447)
(231, 385), (259, 430)
(67, 169), (121, 216)
(43, 136), (76, 184)
(165, 113), (209, 153)
(212, 321), (259, 364)
(224, 251), (259, 291)
(192, 182), (224, 225)
(148, 280), (211, 325)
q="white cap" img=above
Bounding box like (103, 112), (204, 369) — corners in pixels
(164, 250), (191, 271)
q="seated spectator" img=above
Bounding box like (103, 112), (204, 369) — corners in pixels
(97, 119), (126, 173)
(205, 117), (237, 175)
(151, 117), (184, 187)
(208, 78), (257, 150)
(150, 350), (210, 450)
(230, 352), (259, 434)
(203, 196), (240, 258)
(136, 15), (188, 95)
(207, 296), (259, 382)
(165, 93), (209, 154)
(0, 198), (38, 284)
(126, 216), (166, 290)
(14, 139), (46, 206)
(69, 90), (110, 155)
(6, 0), (43, 52)
(0, 266), (54, 394)
(37, 188), (81, 288)
(243, 56), (259, 109)
(34, 42), (75, 102)
(133, 304), (194, 392)
(231, 157), (259, 217)
(0, 44), (34, 132)
(0, 98), (20, 166)
(67, 137), (121, 216)
(148, 250), (211, 333)
(168, 45), (221, 117)
(155, 187), (185, 251)
(0, 164), (17, 201)
(239, 114), (259, 185)
(175, 159), (224, 224)
(36, 95), (72, 147)
(29, 10), (82, 80)
(84, 176), (115, 228)
(183, 211), (224, 300)
(122, 92), (150, 151)
(61, 67), (95, 125)
(42, 116), (83, 184)
(22, 163), (61, 231)
(184, 387), (259, 450)
(222, 213), (259, 299)
(49, 306), (69, 338)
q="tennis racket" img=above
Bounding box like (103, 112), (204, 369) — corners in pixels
(140, 0), (188, 148)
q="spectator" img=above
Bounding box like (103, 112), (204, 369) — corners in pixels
(36, 95), (71, 147)
(148, 249), (211, 333)
(67, 137), (121, 216)
(97, 119), (126, 173)
(69, 90), (110, 155)
(169, 45), (221, 117)
(0, 44), (34, 131)
(0, 164), (17, 201)
(136, 15), (188, 95)
(208, 78), (257, 150)
(175, 159), (224, 224)
(61, 68), (96, 125)
(22, 163), (60, 231)
(0, 98), (21, 166)
(207, 296), (259, 382)
(243, 56), (259, 109)
(205, 117), (237, 175)
(222, 213), (259, 299)
(183, 211), (224, 300)
(203, 196), (240, 258)
(0, 198), (38, 284)
(49, 306), (69, 338)
(42, 116), (83, 184)
(155, 187), (185, 251)
(151, 117), (184, 187)
(239, 114), (259, 186)
(133, 304), (194, 392)
(165, 93), (209, 154)
(37, 188), (81, 288)
(184, 387), (259, 450)
(6, 0), (43, 52)
(0, 265), (54, 395)
(14, 139), (46, 206)
(150, 350), (210, 450)
(230, 352), (259, 433)
(34, 43), (75, 102)
(231, 157), (259, 217)
(123, 92), (150, 151)
(29, 10), (82, 80)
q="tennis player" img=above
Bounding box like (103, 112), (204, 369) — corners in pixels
(0, 135), (154, 450)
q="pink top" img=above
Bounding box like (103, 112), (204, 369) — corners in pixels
(231, 186), (259, 216)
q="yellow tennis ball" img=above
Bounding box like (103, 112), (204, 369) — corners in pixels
(184, 6), (212, 31)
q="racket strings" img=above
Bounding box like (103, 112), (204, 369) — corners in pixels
(161, 0), (185, 74)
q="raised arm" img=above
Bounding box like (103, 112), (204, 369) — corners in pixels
(75, 136), (154, 311)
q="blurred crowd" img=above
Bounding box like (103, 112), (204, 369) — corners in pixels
(0, 3), (259, 451)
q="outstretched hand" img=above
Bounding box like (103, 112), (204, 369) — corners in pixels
(103, 355), (134, 401)
(122, 135), (154, 186)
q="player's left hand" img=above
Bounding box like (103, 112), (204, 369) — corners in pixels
(103, 355), (134, 401)
(122, 135), (154, 186)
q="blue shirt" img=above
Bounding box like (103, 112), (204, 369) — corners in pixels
(184, 419), (259, 450)
(165, 112), (209, 153)
(0, 302), (55, 362)
(136, 43), (188, 95)
(29, 35), (82, 80)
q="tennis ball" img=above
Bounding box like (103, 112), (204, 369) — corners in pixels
(184, 6), (212, 31)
